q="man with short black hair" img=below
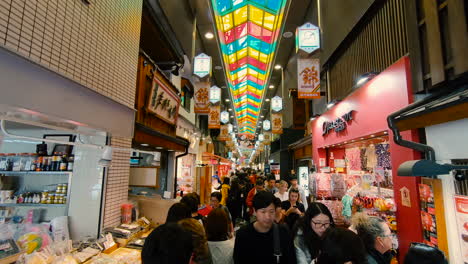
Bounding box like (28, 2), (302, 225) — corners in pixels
(246, 178), (265, 216)
(265, 174), (278, 194)
(289, 176), (308, 210)
(233, 191), (296, 264)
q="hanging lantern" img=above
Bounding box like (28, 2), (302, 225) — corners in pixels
(227, 124), (233, 133)
(193, 53), (212, 78)
(258, 134), (264, 141)
(271, 96), (283, 112)
(209, 86), (221, 104)
(220, 111), (230, 124)
(263, 120), (271, 131)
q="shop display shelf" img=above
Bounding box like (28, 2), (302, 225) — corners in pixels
(0, 203), (66, 207)
(0, 171), (72, 176)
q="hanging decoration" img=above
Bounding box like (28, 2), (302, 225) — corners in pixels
(227, 123), (233, 133)
(219, 125), (229, 141)
(220, 111), (230, 124)
(271, 96), (283, 112)
(271, 113), (283, 134)
(263, 120), (271, 131)
(193, 53), (212, 78)
(296, 22), (320, 54)
(208, 104), (221, 129)
(209, 86), (221, 104)
(264, 132), (271, 145)
(194, 82), (210, 114)
(211, 0), (288, 134)
(298, 58), (320, 99)
(258, 134), (264, 141)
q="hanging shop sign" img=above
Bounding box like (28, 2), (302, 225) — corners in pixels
(271, 96), (283, 112)
(322, 110), (355, 135)
(237, 134), (255, 149)
(227, 123), (233, 133)
(296, 22), (320, 54)
(220, 111), (230, 124)
(271, 113), (283, 134)
(263, 120), (271, 131)
(194, 82), (210, 114)
(298, 58), (320, 99)
(147, 76), (181, 125)
(193, 53), (212, 78)
(263, 132), (271, 145)
(208, 104), (220, 129)
(209, 86), (221, 104)
(258, 134), (264, 141)
(218, 125), (229, 141)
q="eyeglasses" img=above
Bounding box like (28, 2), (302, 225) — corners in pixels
(311, 221), (331, 228)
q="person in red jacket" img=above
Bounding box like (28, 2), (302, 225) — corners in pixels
(246, 178), (265, 217)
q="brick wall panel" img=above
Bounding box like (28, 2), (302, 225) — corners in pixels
(0, 0), (142, 109)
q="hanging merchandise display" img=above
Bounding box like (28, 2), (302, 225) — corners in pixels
(194, 82), (210, 114)
(208, 104), (220, 129)
(296, 22), (320, 54)
(297, 58), (320, 99)
(193, 53), (212, 78)
(209, 86), (221, 104)
(271, 113), (283, 134)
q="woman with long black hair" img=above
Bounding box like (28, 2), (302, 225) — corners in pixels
(294, 202), (335, 264)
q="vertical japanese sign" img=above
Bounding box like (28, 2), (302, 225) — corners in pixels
(263, 132), (271, 145)
(209, 86), (221, 104)
(218, 125), (229, 141)
(454, 195), (468, 263)
(419, 184), (437, 247)
(193, 53), (211, 78)
(271, 113), (283, 134)
(208, 104), (220, 129)
(296, 22), (320, 54)
(194, 82), (210, 114)
(298, 58), (320, 99)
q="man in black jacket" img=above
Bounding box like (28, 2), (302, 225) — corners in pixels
(233, 191), (296, 264)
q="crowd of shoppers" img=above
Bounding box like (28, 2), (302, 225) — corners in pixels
(142, 168), (448, 264)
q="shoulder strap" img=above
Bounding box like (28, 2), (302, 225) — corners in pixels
(273, 223), (282, 263)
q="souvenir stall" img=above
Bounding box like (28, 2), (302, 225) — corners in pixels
(309, 57), (423, 259)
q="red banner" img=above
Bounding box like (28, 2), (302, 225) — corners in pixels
(218, 125), (229, 141)
(298, 58), (320, 99)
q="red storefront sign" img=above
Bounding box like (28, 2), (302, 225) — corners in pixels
(309, 57), (422, 259)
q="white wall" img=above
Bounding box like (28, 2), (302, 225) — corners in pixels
(425, 118), (468, 263)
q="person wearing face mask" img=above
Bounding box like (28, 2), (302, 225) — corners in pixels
(293, 202), (335, 264)
(351, 213), (394, 264)
(233, 191), (296, 264)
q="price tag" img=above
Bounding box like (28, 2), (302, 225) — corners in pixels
(103, 233), (116, 249)
(141, 217), (150, 225)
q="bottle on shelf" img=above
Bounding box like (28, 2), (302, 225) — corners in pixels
(60, 154), (68, 171)
(67, 155), (74, 171)
(35, 156), (43, 171)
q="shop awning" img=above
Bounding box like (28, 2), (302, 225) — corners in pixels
(134, 123), (189, 152)
(288, 136), (312, 150)
(0, 47), (135, 138)
(202, 152), (232, 165)
(393, 79), (468, 132)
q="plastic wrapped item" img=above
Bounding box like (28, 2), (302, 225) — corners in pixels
(50, 216), (70, 242)
(51, 254), (77, 264)
(330, 173), (346, 198)
(15, 224), (52, 254)
(0, 224), (21, 260)
(88, 255), (119, 264)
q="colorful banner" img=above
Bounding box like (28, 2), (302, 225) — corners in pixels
(194, 82), (210, 114)
(218, 125), (229, 141)
(208, 104), (220, 129)
(237, 134), (256, 149)
(271, 113), (283, 134)
(298, 58), (320, 99)
(147, 76), (180, 125)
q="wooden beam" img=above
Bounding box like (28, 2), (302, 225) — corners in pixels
(447, 0), (468, 75)
(422, 0), (445, 85)
(396, 102), (468, 131)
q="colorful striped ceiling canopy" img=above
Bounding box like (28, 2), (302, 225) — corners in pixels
(211, 0), (288, 135)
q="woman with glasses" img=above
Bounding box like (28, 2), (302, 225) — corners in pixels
(293, 202), (335, 264)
